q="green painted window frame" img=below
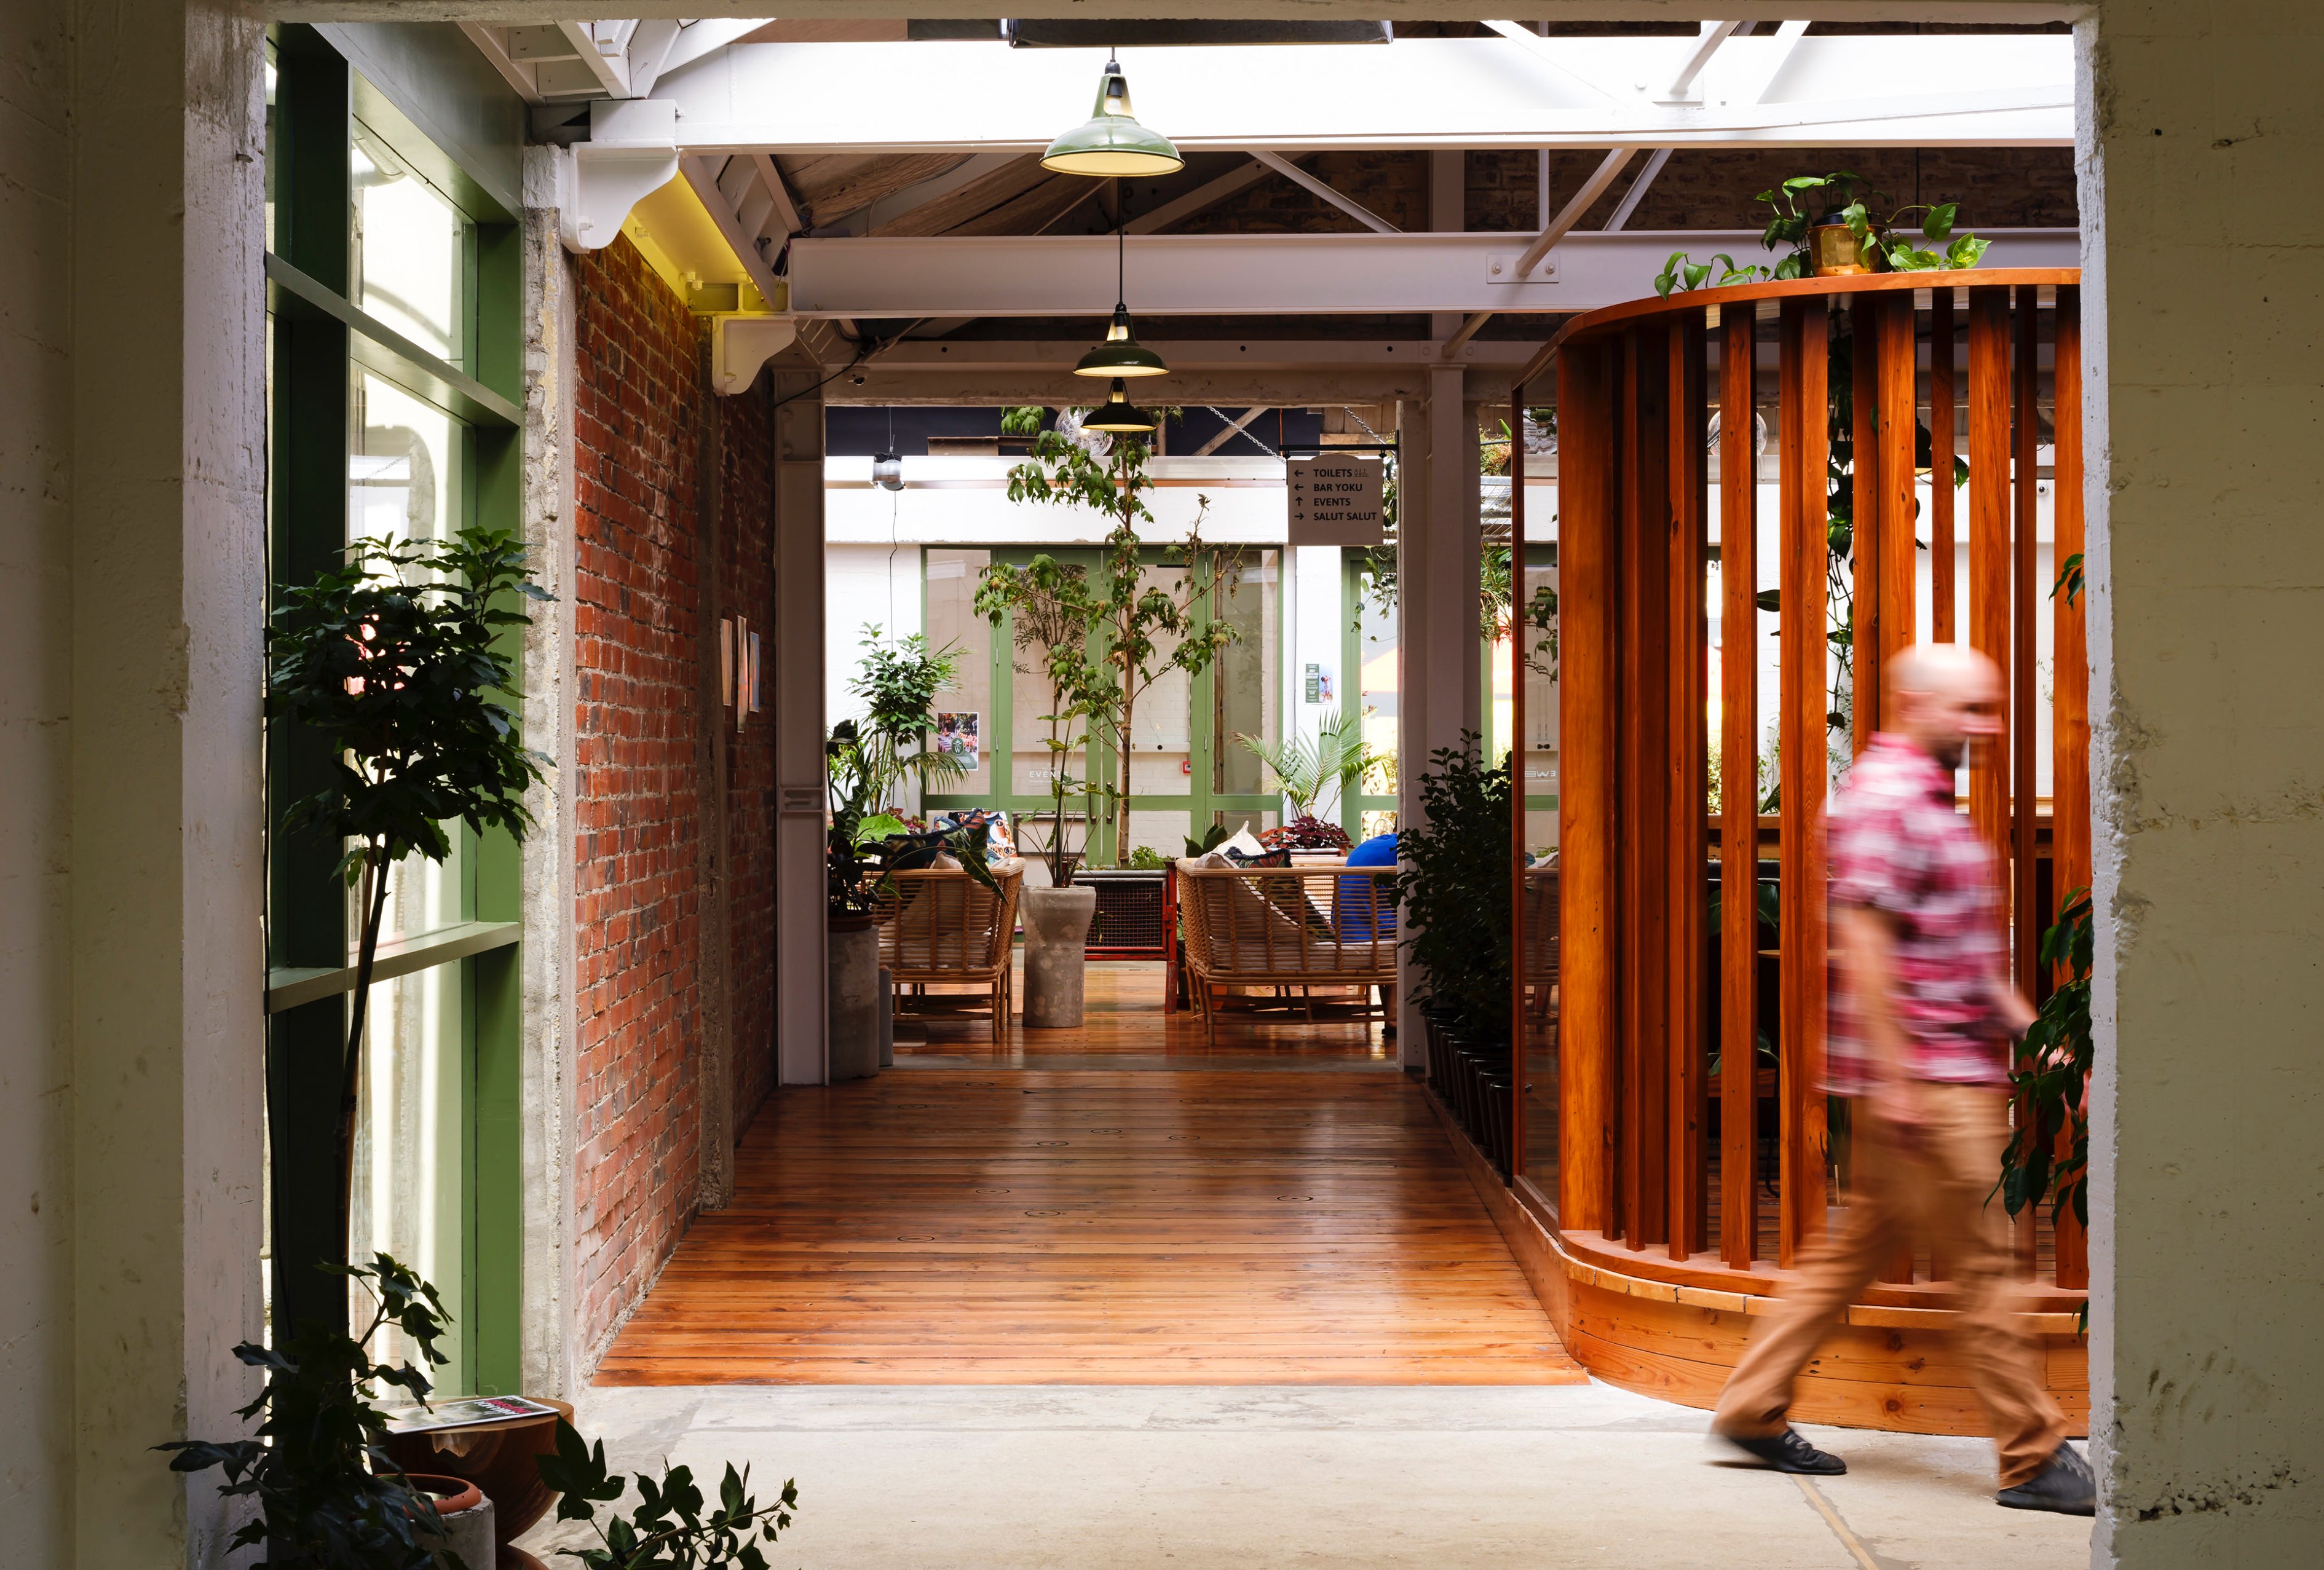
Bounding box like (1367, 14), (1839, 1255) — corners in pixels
(263, 24), (524, 1394)
(921, 543), (1287, 862)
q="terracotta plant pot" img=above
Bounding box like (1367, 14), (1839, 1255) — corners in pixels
(381, 1397), (572, 1563)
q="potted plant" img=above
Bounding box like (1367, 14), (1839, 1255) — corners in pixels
(976, 553), (1104, 1025)
(1654, 175), (1990, 296)
(165, 1254), (800, 1570)
(1392, 735), (1516, 1170)
(266, 527), (551, 1295)
(159, 1254), (486, 1569)
(1235, 707), (1381, 857)
(824, 629), (971, 1074)
(978, 404), (1246, 1024)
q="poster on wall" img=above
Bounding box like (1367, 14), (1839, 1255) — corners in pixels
(935, 711), (981, 760)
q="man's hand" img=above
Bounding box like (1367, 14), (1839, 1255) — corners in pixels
(1994, 982), (2037, 1039)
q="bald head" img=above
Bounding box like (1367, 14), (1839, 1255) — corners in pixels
(1885, 643), (2004, 770)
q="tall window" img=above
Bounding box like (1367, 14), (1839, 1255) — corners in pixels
(923, 545), (1283, 864)
(264, 26), (524, 1393)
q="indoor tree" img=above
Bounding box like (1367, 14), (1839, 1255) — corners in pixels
(984, 404), (1244, 863)
(974, 557), (1101, 885)
(836, 623), (968, 840)
(267, 526), (551, 1272)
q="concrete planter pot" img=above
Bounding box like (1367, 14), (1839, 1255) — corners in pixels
(1019, 884), (1096, 1028)
(828, 913), (881, 1079)
(405, 1474), (496, 1570)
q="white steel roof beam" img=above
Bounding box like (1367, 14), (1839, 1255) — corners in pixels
(650, 36), (2073, 155)
(783, 228), (2081, 321)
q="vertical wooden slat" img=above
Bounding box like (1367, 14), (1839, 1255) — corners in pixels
(2050, 286), (2090, 1291)
(2010, 287), (2043, 1282)
(1877, 293), (1919, 666)
(1930, 290), (1958, 642)
(1668, 314), (1709, 1260)
(1966, 288), (2013, 862)
(1718, 307), (1759, 1269)
(2012, 287), (2041, 1003)
(1556, 341), (1617, 1236)
(1777, 297), (1830, 1268)
(1620, 326), (1672, 1250)
(1509, 387), (1528, 1183)
(1849, 294), (1883, 749)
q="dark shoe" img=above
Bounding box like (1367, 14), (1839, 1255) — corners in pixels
(1997, 1443), (2095, 1516)
(1713, 1426), (1848, 1475)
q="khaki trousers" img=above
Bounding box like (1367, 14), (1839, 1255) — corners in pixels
(1713, 1084), (2068, 1488)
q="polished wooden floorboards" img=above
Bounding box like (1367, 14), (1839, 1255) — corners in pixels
(597, 963), (1582, 1385)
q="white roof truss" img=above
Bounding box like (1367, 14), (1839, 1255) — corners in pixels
(654, 34), (2072, 155)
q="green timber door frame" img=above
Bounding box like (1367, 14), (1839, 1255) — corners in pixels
(923, 543), (1284, 862)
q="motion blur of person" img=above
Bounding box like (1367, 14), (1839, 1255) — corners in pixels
(1709, 643), (2094, 1517)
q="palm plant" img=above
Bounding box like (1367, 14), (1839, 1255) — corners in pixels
(1235, 708), (1382, 823)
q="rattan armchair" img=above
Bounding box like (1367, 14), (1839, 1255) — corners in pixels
(873, 861), (1024, 1043)
(1173, 858), (1399, 1044)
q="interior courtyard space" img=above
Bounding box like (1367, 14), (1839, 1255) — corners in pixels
(12, 3), (2324, 1568)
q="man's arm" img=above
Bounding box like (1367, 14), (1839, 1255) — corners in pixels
(1835, 901), (1925, 1139)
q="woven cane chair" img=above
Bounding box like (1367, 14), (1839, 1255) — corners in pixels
(1173, 858), (1399, 1044)
(874, 861), (1023, 1043)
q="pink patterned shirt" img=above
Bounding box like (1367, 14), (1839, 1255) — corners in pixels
(1825, 734), (2011, 1094)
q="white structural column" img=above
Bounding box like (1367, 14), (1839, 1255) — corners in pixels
(515, 145), (583, 1402)
(773, 376), (830, 1084)
(1393, 368), (1483, 1067)
(2084, 3), (2324, 1563)
(39, 1), (268, 1563)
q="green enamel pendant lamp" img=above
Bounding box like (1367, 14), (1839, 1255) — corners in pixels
(1083, 378), (1158, 435)
(1075, 226), (1168, 379)
(1041, 56), (1184, 178)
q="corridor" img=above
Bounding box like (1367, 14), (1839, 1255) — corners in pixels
(598, 965), (1578, 1386)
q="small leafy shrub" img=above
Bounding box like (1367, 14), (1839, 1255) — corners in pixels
(159, 1255), (460, 1570)
(538, 1422), (797, 1570)
(1392, 734), (1514, 1041)
(2001, 888), (2093, 1230)
(1260, 818), (1352, 854)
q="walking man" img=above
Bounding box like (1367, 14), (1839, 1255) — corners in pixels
(1710, 643), (2095, 1517)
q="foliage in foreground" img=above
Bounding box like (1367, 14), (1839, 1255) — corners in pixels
(2000, 887), (2094, 1231)
(1393, 733), (1514, 1042)
(539, 1421), (797, 1570)
(157, 1256), (459, 1570)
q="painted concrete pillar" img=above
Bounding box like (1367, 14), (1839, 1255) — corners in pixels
(2082, 2), (2324, 1560)
(1393, 368), (1483, 1067)
(773, 377), (830, 1085)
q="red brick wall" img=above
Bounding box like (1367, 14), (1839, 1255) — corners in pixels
(571, 235), (778, 1359)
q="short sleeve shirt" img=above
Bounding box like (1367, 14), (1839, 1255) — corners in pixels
(1824, 734), (2010, 1094)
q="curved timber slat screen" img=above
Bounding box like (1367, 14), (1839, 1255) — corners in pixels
(1494, 270), (2089, 1434)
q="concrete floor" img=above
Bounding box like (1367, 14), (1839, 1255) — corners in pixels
(519, 1383), (2093, 1569)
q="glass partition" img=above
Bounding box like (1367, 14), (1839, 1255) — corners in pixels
(925, 548), (995, 804)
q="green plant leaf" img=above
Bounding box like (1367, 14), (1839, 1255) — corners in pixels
(1946, 233), (1991, 269)
(1923, 201), (1958, 240)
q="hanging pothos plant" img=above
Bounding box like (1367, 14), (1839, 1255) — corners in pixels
(1656, 172), (1991, 296)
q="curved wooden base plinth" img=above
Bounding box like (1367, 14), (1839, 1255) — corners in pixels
(1426, 1094), (2089, 1437)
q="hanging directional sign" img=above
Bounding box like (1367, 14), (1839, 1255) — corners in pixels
(1286, 455), (1386, 547)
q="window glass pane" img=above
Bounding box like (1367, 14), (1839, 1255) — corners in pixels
(348, 960), (466, 1376)
(924, 549), (994, 800)
(353, 117), (465, 366)
(1123, 561), (1190, 793)
(1212, 549), (1279, 795)
(1522, 548), (1560, 846)
(354, 368), (467, 942)
(1357, 564), (1399, 829)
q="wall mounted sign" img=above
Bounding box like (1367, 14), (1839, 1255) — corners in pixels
(1286, 455), (1385, 546)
